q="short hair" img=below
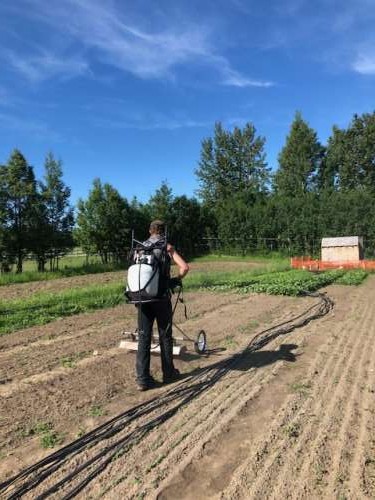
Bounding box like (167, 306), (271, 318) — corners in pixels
(149, 220), (165, 235)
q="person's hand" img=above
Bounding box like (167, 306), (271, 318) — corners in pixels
(169, 277), (182, 289)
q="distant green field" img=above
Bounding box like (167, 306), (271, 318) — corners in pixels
(1, 251), (288, 286)
(191, 253), (289, 264)
(22, 254), (103, 272)
(0, 248), (127, 285)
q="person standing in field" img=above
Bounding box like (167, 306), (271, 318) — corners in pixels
(135, 220), (189, 391)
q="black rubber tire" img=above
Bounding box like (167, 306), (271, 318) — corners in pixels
(194, 330), (207, 354)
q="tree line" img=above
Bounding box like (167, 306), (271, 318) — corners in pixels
(1, 109), (375, 272)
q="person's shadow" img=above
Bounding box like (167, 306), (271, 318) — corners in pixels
(177, 343), (298, 381)
(232, 343), (298, 371)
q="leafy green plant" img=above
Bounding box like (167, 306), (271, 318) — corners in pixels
(335, 270), (368, 286)
(204, 269), (345, 296)
(40, 430), (64, 449)
(20, 421), (64, 449)
(89, 405), (105, 417)
(60, 356), (76, 368)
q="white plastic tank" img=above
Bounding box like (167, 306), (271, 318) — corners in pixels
(127, 263), (159, 296)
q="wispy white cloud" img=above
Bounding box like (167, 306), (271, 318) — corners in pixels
(93, 113), (211, 131)
(352, 53), (375, 75)
(221, 67), (274, 88)
(1, 48), (89, 83)
(5, 0), (272, 88)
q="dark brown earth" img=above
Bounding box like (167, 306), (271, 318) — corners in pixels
(1, 273), (374, 500)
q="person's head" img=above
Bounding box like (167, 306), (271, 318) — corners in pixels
(149, 220), (165, 236)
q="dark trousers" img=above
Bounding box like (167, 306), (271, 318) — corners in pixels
(136, 299), (175, 384)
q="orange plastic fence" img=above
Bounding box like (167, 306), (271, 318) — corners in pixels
(291, 257), (375, 271)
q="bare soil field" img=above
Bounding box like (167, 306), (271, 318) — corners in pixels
(1, 276), (374, 499)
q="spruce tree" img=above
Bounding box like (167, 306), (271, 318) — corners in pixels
(2, 150), (38, 273)
(196, 122), (270, 207)
(274, 112), (325, 196)
(39, 152), (74, 271)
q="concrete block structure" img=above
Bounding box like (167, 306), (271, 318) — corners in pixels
(321, 236), (364, 262)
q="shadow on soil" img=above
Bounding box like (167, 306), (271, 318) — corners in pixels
(0, 293), (332, 499)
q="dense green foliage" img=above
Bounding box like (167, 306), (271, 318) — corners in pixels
(204, 269), (344, 295)
(196, 113), (375, 257)
(2, 109), (375, 272)
(334, 269), (368, 285)
(0, 151), (74, 273)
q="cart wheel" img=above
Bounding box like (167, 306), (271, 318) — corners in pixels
(194, 330), (207, 354)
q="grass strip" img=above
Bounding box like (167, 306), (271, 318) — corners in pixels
(0, 263), (125, 287)
(0, 282), (125, 335)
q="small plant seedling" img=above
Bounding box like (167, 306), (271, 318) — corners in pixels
(60, 356), (76, 368)
(76, 427), (86, 438)
(20, 421), (53, 438)
(223, 335), (238, 349)
(89, 405), (105, 417)
(40, 430), (64, 449)
(146, 453), (166, 473)
(290, 381), (312, 395)
(284, 422), (301, 438)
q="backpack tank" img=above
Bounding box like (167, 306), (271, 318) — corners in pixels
(125, 236), (170, 303)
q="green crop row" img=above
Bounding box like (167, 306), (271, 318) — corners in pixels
(334, 269), (368, 286)
(204, 269), (346, 296)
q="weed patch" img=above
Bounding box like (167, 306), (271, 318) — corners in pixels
(89, 405), (105, 417)
(284, 422), (301, 438)
(20, 421), (64, 449)
(290, 381), (312, 395)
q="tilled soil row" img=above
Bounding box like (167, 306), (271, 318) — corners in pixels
(0, 293), (321, 499)
(0, 292), (244, 381)
(210, 277), (375, 499)
(0, 292), (302, 479)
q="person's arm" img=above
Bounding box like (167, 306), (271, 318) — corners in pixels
(167, 244), (189, 278)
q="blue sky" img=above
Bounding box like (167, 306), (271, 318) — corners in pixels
(0, 0), (374, 204)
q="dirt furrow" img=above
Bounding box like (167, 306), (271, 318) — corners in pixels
(3, 294), (315, 499)
(287, 300), (374, 499)
(218, 285), (365, 499)
(0, 292), (305, 486)
(115, 298), (330, 499)
(251, 290), (372, 498)
(322, 303), (375, 498)
(107, 371), (275, 499)
(30, 338), (276, 499)
(105, 351), (285, 498)
(0, 292), (263, 382)
(24, 359), (254, 498)
(343, 330), (375, 498)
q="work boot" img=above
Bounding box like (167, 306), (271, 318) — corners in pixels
(136, 376), (157, 391)
(163, 368), (181, 384)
